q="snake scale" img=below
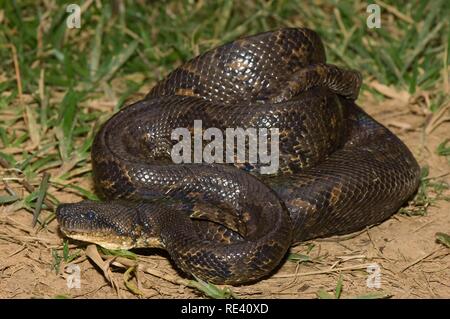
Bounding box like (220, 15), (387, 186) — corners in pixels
(56, 28), (420, 284)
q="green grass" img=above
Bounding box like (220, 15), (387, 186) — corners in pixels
(99, 246), (138, 260)
(400, 166), (450, 216)
(189, 276), (237, 299)
(316, 275), (391, 299)
(51, 240), (82, 273)
(0, 0), (449, 298)
(437, 139), (450, 158)
(436, 232), (450, 248)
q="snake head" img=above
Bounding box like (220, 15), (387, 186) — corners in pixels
(56, 200), (163, 250)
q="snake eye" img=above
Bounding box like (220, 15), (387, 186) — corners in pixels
(85, 210), (96, 221)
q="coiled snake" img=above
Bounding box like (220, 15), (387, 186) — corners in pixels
(56, 28), (420, 284)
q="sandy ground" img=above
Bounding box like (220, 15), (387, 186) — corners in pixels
(0, 85), (449, 299)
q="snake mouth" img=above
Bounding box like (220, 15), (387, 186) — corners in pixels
(59, 229), (137, 250)
(56, 201), (163, 250)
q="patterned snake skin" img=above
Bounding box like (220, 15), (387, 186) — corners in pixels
(56, 28), (420, 284)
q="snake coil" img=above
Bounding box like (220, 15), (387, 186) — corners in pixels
(56, 28), (420, 284)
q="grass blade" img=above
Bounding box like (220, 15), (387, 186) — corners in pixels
(436, 139), (450, 156)
(316, 289), (335, 299)
(188, 276), (236, 299)
(57, 90), (79, 161)
(89, 15), (104, 80)
(94, 40), (138, 84)
(124, 266), (144, 296)
(24, 104), (40, 148)
(288, 253), (311, 263)
(436, 232), (450, 248)
(99, 247), (138, 260)
(32, 172), (50, 227)
(334, 275), (343, 299)
(0, 195), (19, 204)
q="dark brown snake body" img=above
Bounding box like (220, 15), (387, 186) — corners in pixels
(56, 28), (420, 284)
